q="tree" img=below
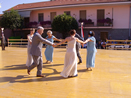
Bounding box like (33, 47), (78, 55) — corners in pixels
(51, 13), (78, 38)
(0, 9), (24, 32)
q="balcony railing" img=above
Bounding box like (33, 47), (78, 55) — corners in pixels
(78, 18), (113, 28)
(24, 21), (52, 28)
(24, 18), (113, 29)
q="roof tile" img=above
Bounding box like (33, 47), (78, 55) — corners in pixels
(6, 0), (128, 11)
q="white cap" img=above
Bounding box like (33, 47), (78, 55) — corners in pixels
(37, 26), (44, 30)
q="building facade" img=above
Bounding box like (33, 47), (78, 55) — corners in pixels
(6, 0), (131, 41)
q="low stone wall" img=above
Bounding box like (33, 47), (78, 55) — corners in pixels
(76, 28), (130, 41)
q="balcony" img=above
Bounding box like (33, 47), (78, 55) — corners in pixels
(24, 21), (52, 29)
(78, 18), (113, 29)
(24, 18), (113, 29)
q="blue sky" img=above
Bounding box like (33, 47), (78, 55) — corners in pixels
(0, 0), (49, 14)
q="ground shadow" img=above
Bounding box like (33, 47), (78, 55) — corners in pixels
(0, 63), (87, 83)
(0, 75), (66, 83)
(78, 69), (87, 72)
(42, 64), (63, 67)
(0, 63), (65, 83)
(0, 64), (27, 70)
(0, 64), (63, 71)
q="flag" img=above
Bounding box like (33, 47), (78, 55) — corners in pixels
(81, 23), (84, 39)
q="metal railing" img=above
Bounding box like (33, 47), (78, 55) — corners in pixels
(7, 39), (67, 48)
(78, 18), (113, 27)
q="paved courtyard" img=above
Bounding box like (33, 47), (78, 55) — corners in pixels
(0, 47), (131, 98)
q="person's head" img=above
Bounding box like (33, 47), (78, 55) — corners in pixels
(30, 28), (35, 35)
(69, 29), (76, 36)
(37, 26), (44, 35)
(47, 30), (53, 37)
(88, 31), (95, 37)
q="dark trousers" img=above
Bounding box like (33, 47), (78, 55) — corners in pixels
(1, 39), (5, 50)
(76, 46), (82, 62)
(2, 43), (5, 50)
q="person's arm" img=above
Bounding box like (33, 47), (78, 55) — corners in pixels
(55, 38), (68, 46)
(75, 33), (84, 41)
(84, 38), (91, 44)
(27, 35), (32, 44)
(37, 34), (54, 46)
(76, 38), (84, 44)
(54, 37), (62, 42)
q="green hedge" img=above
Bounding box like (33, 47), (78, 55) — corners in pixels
(9, 36), (21, 39)
(9, 36), (21, 42)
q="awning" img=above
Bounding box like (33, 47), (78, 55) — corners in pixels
(18, 11), (31, 17)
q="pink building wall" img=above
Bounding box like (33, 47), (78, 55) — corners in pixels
(113, 5), (129, 29)
(30, 4), (130, 29)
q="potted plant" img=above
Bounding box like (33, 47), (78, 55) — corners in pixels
(28, 21), (38, 28)
(40, 21), (45, 27)
(78, 19), (94, 27)
(40, 21), (51, 27)
(32, 21), (38, 27)
(85, 19), (94, 27)
(104, 18), (112, 26)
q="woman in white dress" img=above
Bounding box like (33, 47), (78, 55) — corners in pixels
(55, 30), (84, 78)
(26, 28), (35, 67)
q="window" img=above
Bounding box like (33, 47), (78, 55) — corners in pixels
(64, 11), (70, 15)
(80, 10), (86, 19)
(50, 12), (56, 22)
(38, 13), (43, 22)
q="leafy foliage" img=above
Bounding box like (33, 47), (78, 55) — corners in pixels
(51, 13), (78, 38)
(0, 9), (24, 30)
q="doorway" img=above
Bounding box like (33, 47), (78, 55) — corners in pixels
(97, 9), (105, 26)
(80, 10), (86, 20)
(50, 12), (56, 22)
(24, 17), (30, 27)
(100, 32), (108, 41)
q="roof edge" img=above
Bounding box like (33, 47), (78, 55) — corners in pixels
(6, 1), (131, 12)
